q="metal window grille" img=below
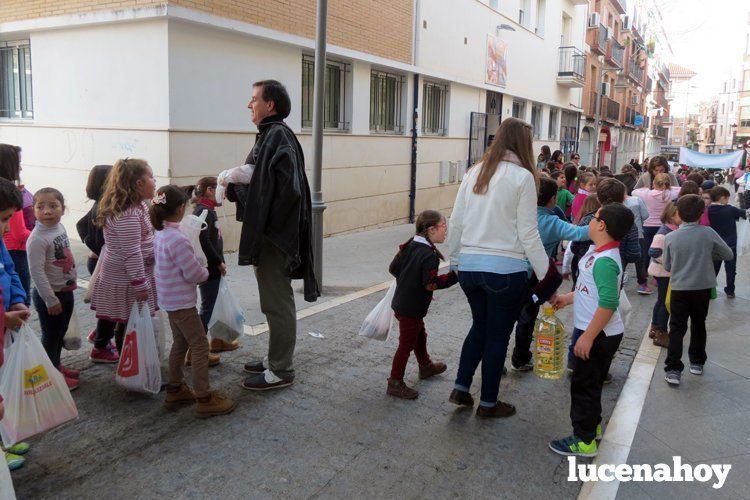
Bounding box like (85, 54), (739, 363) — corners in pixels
(369, 70), (405, 134)
(548, 108), (558, 140)
(301, 54), (349, 131)
(512, 100), (526, 119)
(422, 80), (449, 136)
(531, 104), (542, 139)
(0, 41), (33, 119)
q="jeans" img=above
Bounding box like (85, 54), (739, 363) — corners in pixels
(635, 238), (648, 285)
(643, 226), (659, 257)
(568, 328), (585, 370)
(455, 271), (527, 406)
(198, 277), (221, 332)
(665, 289), (711, 373)
(9, 250), (30, 305)
(713, 247), (737, 295)
(390, 314), (432, 380)
(651, 277), (670, 330)
(32, 289), (75, 367)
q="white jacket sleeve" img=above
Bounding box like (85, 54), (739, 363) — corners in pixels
(447, 172), (470, 269)
(516, 175), (550, 278)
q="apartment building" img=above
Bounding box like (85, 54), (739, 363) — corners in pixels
(579, 0), (650, 170)
(738, 13), (750, 149)
(715, 72), (740, 154)
(697, 99), (718, 154)
(667, 63), (698, 148)
(1, 0), (589, 246)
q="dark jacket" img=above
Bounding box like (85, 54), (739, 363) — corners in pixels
(615, 173), (637, 196)
(76, 201), (105, 256)
(232, 115), (319, 302)
(194, 200), (224, 280)
(708, 204), (747, 247)
(389, 239), (457, 318)
(571, 211), (641, 265)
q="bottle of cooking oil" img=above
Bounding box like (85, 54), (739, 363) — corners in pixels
(533, 307), (566, 380)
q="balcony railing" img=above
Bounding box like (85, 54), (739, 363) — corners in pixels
(587, 24), (608, 55)
(652, 126), (669, 140)
(627, 59), (644, 85)
(557, 46), (585, 87)
(606, 38), (625, 68)
(624, 107), (645, 129)
(602, 96), (620, 122)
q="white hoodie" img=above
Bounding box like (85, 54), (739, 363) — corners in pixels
(448, 158), (549, 279)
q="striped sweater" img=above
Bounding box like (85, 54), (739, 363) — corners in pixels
(154, 221), (209, 312)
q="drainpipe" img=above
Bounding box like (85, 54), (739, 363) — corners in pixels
(409, 73), (419, 224)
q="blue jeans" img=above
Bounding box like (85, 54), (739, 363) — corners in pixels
(9, 249), (30, 305)
(713, 246), (737, 295)
(652, 276), (670, 330)
(455, 271), (527, 406)
(643, 226), (659, 258)
(198, 277), (221, 332)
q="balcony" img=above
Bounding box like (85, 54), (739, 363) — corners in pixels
(651, 126), (669, 141)
(626, 59), (644, 85)
(587, 24), (608, 55)
(602, 96), (620, 123)
(624, 107), (645, 130)
(606, 38), (625, 68)
(557, 46), (585, 87)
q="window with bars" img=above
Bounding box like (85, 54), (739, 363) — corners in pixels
(548, 107), (558, 140)
(512, 100), (526, 119)
(421, 80), (449, 136)
(0, 41), (33, 119)
(370, 70), (405, 134)
(301, 54), (349, 130)
(531, 104), (542, 139)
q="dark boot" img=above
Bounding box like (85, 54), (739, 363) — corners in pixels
(476, 401), (516, 418)
(419, 361), (447, 379)
(387, 378), (418, 400)
(653, 329), (669, 348)
(448, 389), (474, 407)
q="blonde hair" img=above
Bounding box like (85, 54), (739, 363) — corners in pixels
(653, 172), (671, 201)
(95, 158), (151, 226)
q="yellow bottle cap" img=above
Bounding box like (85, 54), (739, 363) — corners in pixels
(543, 306), (555, 316)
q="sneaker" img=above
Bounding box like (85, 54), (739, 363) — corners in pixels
(476, 401), (516, 418)
(596, 423), (603, 441)
(637, 284), (654, 295)
(653, 330), (669, 348)
(603, 373), (613, 385)
(164, 382), (196, 411)
(419, 361), (447, 379)
(243, 360), (265, 374)
(726, 292), (736, 299)
(87, 330), (116, 351)
(512, 361), (534, 372)
(59, 365), (80, 379)
(448, 389), (474, 407)
(689, 364), (704, 376)
(665, 371), (681, 386)
(549, 435), (598, 458)
(195, 391), (237, 418)
(3, 443), (29, 455)
(64, 376), (79, 391)
(90, 347), (119, 364)
(241, 369), (294, 391)
(185, 349), (220, 367)
(4, 452), (24, 471)
(210, 338), (240, 353)
(386, 378), (419, 399)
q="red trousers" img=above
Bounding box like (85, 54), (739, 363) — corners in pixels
(390, 314), (432, 380)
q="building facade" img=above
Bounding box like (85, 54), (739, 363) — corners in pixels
(738, 13), (750, 149)
(714, 72), (740, 154)
(666, 63), (698, 149)
(697, 99), (718, 154)
(1, 0), (590, 246)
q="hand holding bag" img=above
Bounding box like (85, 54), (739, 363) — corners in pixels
(207, 278), (245, 343)
(115, 303), (161, 394)
(358, 281), (397, 341)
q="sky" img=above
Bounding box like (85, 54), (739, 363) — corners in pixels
(658, 0), (748, 102)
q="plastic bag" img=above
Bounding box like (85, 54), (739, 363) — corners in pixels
(217, 164), (255, 186)
(152, 310), (168, 362)
(207, 278), (246, 343)
(178, 210), (209, 267)
(618, 288), (632, 327)
(0, 324), (79, 447)
(62, 310), (82, 351)
(115, 303), (161, 395)
(358, 281), (396, 341)
(84, 253), (103, 304)
(738, 220), (750, 257)
(0, 454), (15, 500)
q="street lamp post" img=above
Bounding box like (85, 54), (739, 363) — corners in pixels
(310, 0), (328, 287)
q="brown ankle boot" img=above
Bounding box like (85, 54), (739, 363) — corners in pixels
(648, 325), (657, 339)
(419, 361), (447, 379)
(210, 338), (240, 353)
(195, 391), (237, 418)
(653, 330), (670, 348)
(164, 383), (196, 411)
(185, 349), (221, 367)
(386, 378), (419, 399)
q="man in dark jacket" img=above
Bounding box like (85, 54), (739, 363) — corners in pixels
(236, 80), (320, 391)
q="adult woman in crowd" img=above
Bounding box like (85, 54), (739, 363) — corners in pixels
(536, 145), (551, 170)
(633, 156), (679, 189)
(569, 152), (581, 167)
(447, 117), (550, 418)
(551, 150), (564, 169)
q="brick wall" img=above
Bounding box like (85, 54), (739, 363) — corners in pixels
(1, 0), (414, 64)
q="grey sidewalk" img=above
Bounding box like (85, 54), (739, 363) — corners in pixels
(619, 247), (750, 499)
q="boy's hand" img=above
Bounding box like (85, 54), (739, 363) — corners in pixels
(219, 263), (227, 276)
(552, 292), (573, 310)
(5, 309), (30, 329)
(48, 302), (63, 316)
(562, 272), (571, 281)
(9, 303), (28, 312)
(574, 334), (594, 361)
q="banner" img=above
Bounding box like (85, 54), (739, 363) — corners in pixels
(678, 148), (744, 169)
(485, 35), (508, 87)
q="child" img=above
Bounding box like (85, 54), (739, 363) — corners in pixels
(623, 190), (651, 294)
(26, 188), (79, 390)
(551, 171), (574, 219)
(152, 185), (236, 418)
(190, 177), (236, 353)
(707, 186), (749, 298)
(632, 173), (680, 253)
(562, 194), (601, 283)
(663, 195), (733, 385)
(76, 165), (115, 350)
(511, 178), (589, 371)
(387, 210), (457, 399)
(0, 144), (31, 304)
(647, 202), (680, 347)
(571, 171), (597, 222)
(89, 159), (158, 363)
(549, 203), (634, 458)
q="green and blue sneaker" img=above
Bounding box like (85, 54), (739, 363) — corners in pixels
(4, 442), (30, 455)
(596, 424), (603, 441)
(549, 435), (598, 458)
(5, 452), (25, 471)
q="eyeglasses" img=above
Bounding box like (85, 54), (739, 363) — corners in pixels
(572, 156), (580, 160)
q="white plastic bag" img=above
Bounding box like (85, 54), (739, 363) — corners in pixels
(152, 310), (168, 362)
(738, 220), (750, 257)
(179, 210), (209, 267)
(217, 164), (255, 186)
(115, 303), (161, 395)
(618, 288), (632, 328)
(0, 454), (15, 500)
(207, 278), (245, 343)
(358, 281), (396, 341)
(62, 310), (82, 351)
(0, 324), (79, 447)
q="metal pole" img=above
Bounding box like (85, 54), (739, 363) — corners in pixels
(310, 0), (328, 287)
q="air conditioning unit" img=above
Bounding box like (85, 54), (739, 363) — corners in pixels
(588, 12), (600, 27)
(622, 15), (631, 29)
(631, 94), (640, 105)
(601, 82), (611, 96)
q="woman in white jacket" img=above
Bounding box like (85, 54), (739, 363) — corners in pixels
(447, 117), (549, 418)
